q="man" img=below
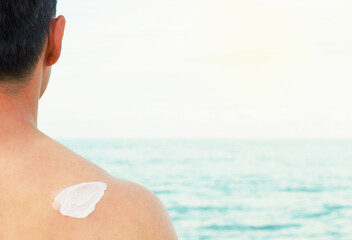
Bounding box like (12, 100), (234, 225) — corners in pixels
(0, 1), (178, 239)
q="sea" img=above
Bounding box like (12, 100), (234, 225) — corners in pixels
(59, 139), (352, 240)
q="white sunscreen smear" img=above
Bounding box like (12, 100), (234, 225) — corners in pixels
(52, 181), (107, 218)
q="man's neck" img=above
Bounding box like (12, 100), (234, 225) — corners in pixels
(0, 83), (40, 141)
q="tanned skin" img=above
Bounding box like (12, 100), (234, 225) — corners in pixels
(0, 15), (178, 240)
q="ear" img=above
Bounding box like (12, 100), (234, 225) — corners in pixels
(45, 15), (66, 67)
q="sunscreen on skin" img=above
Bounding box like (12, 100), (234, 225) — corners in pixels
(52, 182), (107, 218)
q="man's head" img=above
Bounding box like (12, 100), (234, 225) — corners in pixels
(0, 0), (65, 96)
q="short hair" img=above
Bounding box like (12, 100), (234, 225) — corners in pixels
(0, 0), (57, 83)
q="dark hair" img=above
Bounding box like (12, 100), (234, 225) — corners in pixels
(0, 0), (57, 83)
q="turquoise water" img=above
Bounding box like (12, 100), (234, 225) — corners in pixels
(60, 139), (352, 240)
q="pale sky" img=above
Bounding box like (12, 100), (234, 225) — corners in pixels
(39, 0), (352, 139)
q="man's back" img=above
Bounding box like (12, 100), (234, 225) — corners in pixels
(0, 1), (177, 238)
(0, 130), (178, 239)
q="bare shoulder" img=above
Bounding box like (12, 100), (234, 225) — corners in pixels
(102, 178), (179, 240)
(38, 135), (178, 239)
(3, 133), (178, 239)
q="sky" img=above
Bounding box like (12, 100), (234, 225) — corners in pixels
(39, 0), (352, 139)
